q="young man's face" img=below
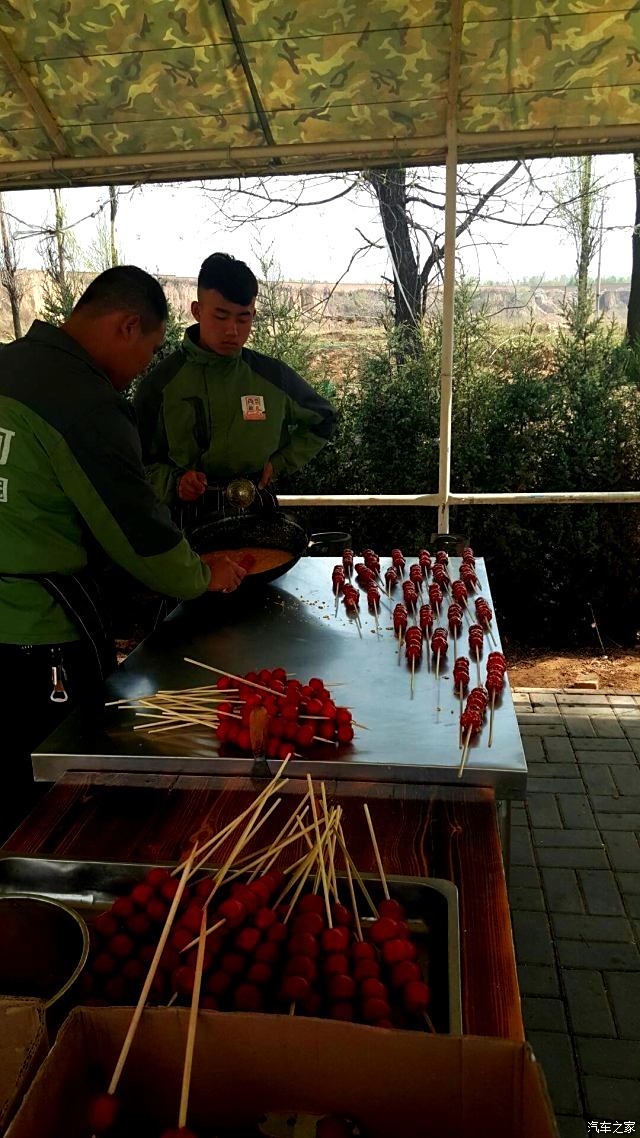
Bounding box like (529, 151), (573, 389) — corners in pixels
(191, 288), (256, 355)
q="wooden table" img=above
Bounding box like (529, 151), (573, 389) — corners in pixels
(2, 772), (524, 1042)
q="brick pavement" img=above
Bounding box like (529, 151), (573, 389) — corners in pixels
(512, 690), (640, 1138)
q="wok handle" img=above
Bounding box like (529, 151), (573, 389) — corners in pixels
(306, 532), (352, 557)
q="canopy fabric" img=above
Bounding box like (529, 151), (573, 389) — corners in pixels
(0, 1), (639, 190)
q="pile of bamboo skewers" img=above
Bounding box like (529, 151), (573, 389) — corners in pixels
(87, 759), (432, 1137)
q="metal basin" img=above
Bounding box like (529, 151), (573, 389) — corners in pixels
(0, 895), (89, 1010)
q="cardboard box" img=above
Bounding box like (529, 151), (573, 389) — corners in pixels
(7, 1007), (559, 1138)
(0, 999), (48, 1134)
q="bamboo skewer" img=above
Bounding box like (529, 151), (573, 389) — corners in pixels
(483, 618), (497, 647)
(178, 909), (208, 1130)
(335, 829), (378, 917)
(341, 827), (363, 941)
(188, 780), (289, 878)
(183, 658), (279, 699)
(239, 798), (310, 879)
(227, 817), (316, 882)
(179, 753), (291, 874)
(202, 795), (283, 908)
(410, 656), (415, 698)
(363, 803), (390, 902)
(321, 785), (339, 901)
(140, 719), (220, 735)
(457, 726), (473, 779)
(295, 812), (315, 851)
(282, 844), (325, 921)
(307, 774), (332, 926)
(128, 701), (221, 733)
(475, 647), (481, 686)
(107, 849), (196, 1096)
(488, 691), (496, 747)
(181, 916), (226, 954)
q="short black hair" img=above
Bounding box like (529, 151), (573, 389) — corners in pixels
(74, 266), (168, 332)
(198, 253), (258, 305)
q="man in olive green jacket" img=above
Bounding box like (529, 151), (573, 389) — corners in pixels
(0, 266), (245, 837)
(134, 253), (337, 524)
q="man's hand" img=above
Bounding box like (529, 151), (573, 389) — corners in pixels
(178, 470), (207, 502)
(200, 552), (247, 593)
(258, 460), (273, 489)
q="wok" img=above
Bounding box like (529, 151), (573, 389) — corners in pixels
(188, 513), (351, 586)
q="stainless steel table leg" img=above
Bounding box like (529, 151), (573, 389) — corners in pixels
(497, 798), (511, 887)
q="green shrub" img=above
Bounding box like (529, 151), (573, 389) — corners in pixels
(282, 288), (640, 647)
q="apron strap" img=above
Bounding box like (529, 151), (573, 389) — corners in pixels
(2, 569), (115, 682)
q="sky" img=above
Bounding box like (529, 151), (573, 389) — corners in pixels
(1, 154), (636, 286)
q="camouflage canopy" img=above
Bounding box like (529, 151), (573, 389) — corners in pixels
(0, 0), (639, 190)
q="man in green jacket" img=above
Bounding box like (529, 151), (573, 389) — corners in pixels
(0, 265), (245, 837)
(134, 253), (337, 525)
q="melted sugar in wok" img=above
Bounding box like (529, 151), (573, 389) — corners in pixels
(204, 546), (294, 575)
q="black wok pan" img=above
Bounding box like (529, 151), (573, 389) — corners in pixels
(188, 513), (351, 587)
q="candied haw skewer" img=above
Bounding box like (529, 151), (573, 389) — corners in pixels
(391, 547), (405, 576)
(485, 650), (507, 746)
(447, 601), (463, 653)
(432, 563), (451, 591)
(384, 566), (398, 596)
(428, 582), (443, 615)
(367, 584), (382, 638)
(408, 563), (424, 592)
(468, 623), (484, 684)
(430, 627), (448, 680)
(475, 596), (495, 644)
(405, 626), (423, 696)
(460, 561), (477, 590)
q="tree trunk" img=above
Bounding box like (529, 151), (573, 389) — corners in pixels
(53, 187), (66, 291)
(627, 153), (640, 343)
(576, 156), (592, 314)
(367, 168), (421, 339)
(109, 186), (118, 266)
(0, 193), (23, 339)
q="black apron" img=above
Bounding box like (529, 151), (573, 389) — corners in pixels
(2, 568), (116, 683)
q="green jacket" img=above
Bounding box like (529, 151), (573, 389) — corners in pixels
(0, 321), (210, 646)
(133, 327), (337, 505)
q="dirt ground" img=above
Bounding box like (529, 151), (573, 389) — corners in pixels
(508, 645), (640, 692)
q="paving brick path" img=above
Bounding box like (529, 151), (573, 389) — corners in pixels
(512, 690), (640, 1138)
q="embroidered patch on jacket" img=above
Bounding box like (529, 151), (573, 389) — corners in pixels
(241, 395), (267, 421)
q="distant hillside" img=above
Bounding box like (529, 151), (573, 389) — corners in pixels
(0, 270), (630, 341)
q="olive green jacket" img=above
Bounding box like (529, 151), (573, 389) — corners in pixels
(134, 327), (337, 505)
(0, 322), (210, 645)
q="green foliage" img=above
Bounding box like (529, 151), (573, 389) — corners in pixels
(39, 189), (82, 327)
(41, 278), (78, 327)
(250, 252), (322, 385)
(281, 282), (640, 648)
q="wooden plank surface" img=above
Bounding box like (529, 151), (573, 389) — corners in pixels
(2, 774), (523, 1041)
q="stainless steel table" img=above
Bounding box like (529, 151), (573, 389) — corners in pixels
(32, 557), (527, 805)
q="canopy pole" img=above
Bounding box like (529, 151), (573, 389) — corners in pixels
(4, 122), (640, 188)
(437, 0), (463, 535)
(0, 30), (68, 157)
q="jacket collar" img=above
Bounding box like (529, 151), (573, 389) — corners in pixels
(26, 320), (111, 384)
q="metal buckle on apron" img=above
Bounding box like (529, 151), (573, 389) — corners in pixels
(49, 647), (68, 703)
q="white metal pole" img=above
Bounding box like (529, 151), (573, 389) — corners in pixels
(437, 2), (462, 534)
